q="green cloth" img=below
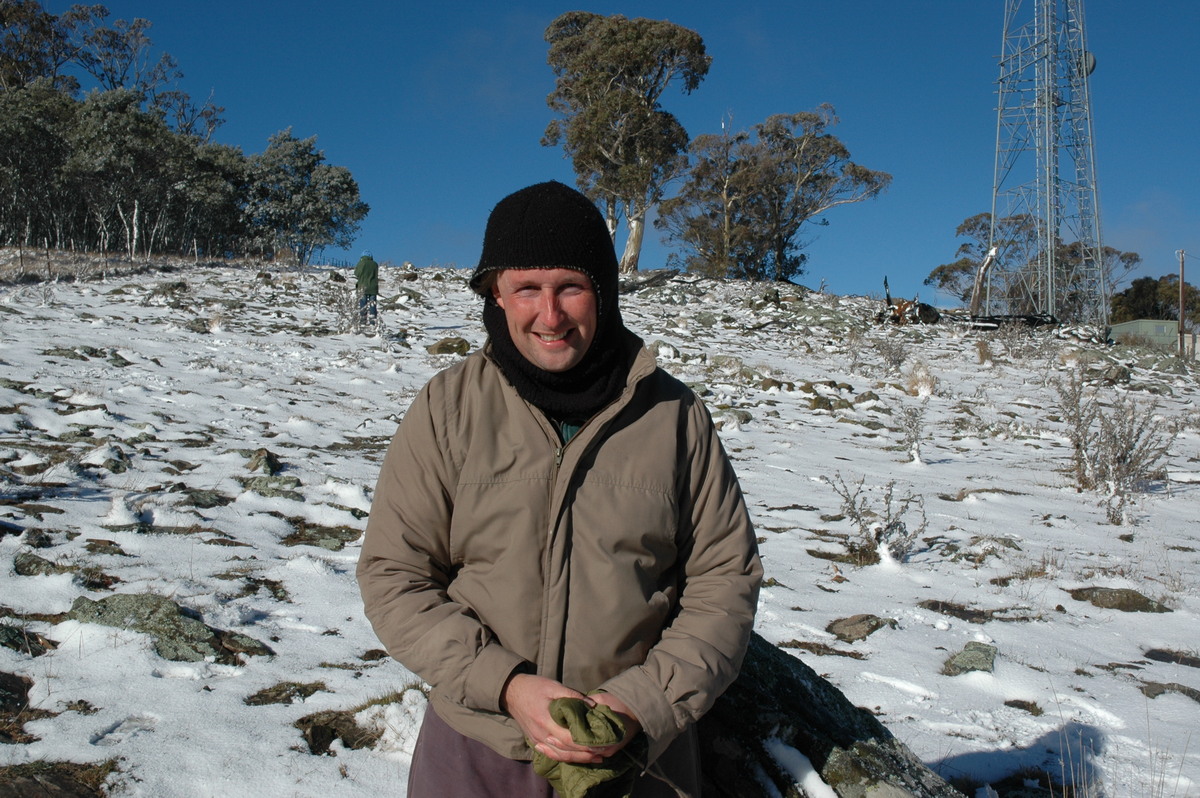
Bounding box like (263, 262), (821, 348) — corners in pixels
(531, 698), (647, 798)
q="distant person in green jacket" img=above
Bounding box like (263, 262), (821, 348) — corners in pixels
(355, 250), (379, 327)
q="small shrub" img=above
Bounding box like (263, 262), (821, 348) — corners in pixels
(986, 321), (1049, 360)
(1052, 368), (1176, 524)
(975, 338), (993, 365)
(821, 472), (927, 563)
(874, 335), (908, 374)
(905, 360), (937, 397)
(897, 404), (928, 463)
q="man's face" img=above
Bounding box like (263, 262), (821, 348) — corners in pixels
(492, 268), (598, 373)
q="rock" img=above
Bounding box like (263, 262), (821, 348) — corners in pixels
(240, 475), (303, 501)
(1099, 364), (1131, 384)
(1068, 587), (1171, 613)
(760, 377), (796, 392)
(699, 632), (965, 797)
(0, 671), (33, 715)
(67, 594), (273, 664)
(245, 447), (283, 476)
(426, 337), (470, 356)
(183, 488), (232, 508)
(651, 340), (681, 360)
(942, 642), (997, 676)
(1139, 681), (1200, 704)
(281, 521), (362, 551)
(827, 614), (898, 643)
(13, 550), (70, 576)
(0, 625), (58, 657)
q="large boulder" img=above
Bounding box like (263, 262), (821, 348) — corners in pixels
(700, 632), (964, 797)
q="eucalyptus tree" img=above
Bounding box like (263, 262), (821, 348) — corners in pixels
(1110, 274), (1198, 330)
(744, 108), (891, 282)
(925, 212), (1009, 304)
(927, 212), (1139, 315)
(543, 11), (709, 272)
(244, 129), (368, 265)
(76, 13), (179, 96)
(655, 125), (759, 279)
(64, 88), (179, 257)
(658, 107), (890, 282)
(173, 140), (248, 258)
(0, 81), (77, 248)
(0, 0), (102, 93)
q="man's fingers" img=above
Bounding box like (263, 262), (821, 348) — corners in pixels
(536, 740), (603, 764)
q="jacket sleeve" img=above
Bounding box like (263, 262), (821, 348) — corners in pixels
(355, 380), (526, 713)
(598, 394), (763, 762)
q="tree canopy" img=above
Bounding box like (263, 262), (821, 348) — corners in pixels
(0, 1), (367, 264)
(245, 130), (369, 266)
(1110, 274), (1200, 331)
(543, 11), (709, 273)
(657, 107), (891, 282)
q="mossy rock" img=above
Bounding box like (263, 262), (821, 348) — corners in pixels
(68, 594), (273, 665)
(698, 632), (964, 797)
(1068, 587), (1171, 613)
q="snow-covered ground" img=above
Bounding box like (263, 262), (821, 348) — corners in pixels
(1, 263), (1197, 797)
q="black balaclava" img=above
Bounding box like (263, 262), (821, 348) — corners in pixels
(469, 181), (637, 421)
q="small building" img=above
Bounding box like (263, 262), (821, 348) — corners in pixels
(1109, 318), (1178, 350)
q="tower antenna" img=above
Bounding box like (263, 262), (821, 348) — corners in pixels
(984, 0), (1106, 326)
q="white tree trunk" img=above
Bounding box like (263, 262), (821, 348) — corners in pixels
(620, 214), (644, 273)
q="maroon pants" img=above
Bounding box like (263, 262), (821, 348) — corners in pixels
(406, 705), (699, 798)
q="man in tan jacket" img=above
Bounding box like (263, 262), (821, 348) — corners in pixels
(357, 180), (761, 797)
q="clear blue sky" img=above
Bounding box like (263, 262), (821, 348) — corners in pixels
(47, 1), (1200, 302)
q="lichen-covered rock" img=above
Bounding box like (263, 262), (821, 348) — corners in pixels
(699, 632), (964, 797)
(68, 593), (273, 664)
(941, 642), (997, 676)
(281, 521), (362, 551)
(13, 550), (70, 576)
(240, 475), (303, 500)
(827, 614), (898, 644)
(1068, 587), (1171, 613)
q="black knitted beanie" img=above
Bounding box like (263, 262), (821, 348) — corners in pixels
(469, 181), (636, 421)
(469, 180), (619, 320)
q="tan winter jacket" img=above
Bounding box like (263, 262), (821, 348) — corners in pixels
(356, 342), (762, 766)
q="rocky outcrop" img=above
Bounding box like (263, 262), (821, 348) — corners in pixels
(700, 632), (964, 797)
(67, 594), (273, 665)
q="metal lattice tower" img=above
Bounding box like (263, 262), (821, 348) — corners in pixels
(985, 0), (1107, 326)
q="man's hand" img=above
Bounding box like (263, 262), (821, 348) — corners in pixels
(590, 691), (642, 742)
(502, 673), (640, 764)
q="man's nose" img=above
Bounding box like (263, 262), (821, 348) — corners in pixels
(539, 291), (565, 324)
